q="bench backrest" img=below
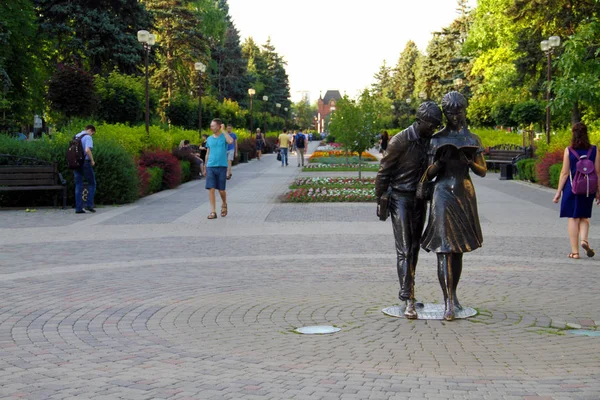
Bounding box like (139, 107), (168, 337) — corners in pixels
(0, 164), (58, 187)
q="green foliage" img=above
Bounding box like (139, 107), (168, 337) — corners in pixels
(95, 72), (148, 125)
(549, 163), (563, 189)
(492, 103), (516, 127)
(0, 133), (139, 206)
(293, 99), (317, 130)
(180, 160), (191, 183)
(47, 64), (98, 120)
(471, 128), (523, 148)
(511, 100), (545, 127)
(516, 158), (537, 182)
(392, 41), (421, 100)
(35, 0), (152, 74)
(146, 167), (164, 195)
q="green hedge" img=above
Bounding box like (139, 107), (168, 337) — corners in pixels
(549, 163), (563, 189)
(516, 158), (537, 182)
(180, 160), (191, 183)
(146, 167), (163, 195)
(0, 135), (139, 206)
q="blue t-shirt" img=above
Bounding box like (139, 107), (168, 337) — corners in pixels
(227, 132), (237, 151)
(206, 134), (228, 167)
(76, 131), (94, 160)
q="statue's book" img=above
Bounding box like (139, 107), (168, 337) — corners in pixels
(433, 143), (480, 160)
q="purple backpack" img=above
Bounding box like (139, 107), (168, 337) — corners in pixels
(569, 146), (597, 197)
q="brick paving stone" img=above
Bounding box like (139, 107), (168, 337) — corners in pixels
(1, 143), (600, 399)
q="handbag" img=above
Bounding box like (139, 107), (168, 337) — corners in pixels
(276, 150), (281, 161)
(378, 187), (392, 221)
(415, 166), (434, 201)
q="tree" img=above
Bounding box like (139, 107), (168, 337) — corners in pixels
(211, 23), (248, 103)
(47, 64), (97, 120)
(293, 98), (316, 129)
(371, 60), (392, 98)
(392, 41), (421, 101)
(0, 0), (45, 126)
(329, 91), (383, 178)
(34, 0), (152, 74)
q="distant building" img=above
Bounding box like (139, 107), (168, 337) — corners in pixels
(316, 90), (341, 132)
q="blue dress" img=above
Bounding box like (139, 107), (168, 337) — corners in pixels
(560, 146), (596, 218)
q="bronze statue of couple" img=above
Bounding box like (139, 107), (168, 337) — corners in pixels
(376, 91), (487, 321)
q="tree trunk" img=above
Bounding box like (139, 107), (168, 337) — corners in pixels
(571, 101), (581, 125)
(358, 154), (362, 179)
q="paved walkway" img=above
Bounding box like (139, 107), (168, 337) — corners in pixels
(1, 141), (599, 400)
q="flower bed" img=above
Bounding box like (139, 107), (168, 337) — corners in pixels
(290, 177), (375, 189)
(283, 187), (376, 202)
(303, 163), (380, 171)
(309, 150), (378, 161)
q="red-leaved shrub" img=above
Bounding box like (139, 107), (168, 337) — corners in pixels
(536, 149), (564, 187)
(139, 150), (181, 189)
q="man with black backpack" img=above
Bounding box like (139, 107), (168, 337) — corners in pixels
(70, 125), (97, 214)
(295, 129), (307, 167)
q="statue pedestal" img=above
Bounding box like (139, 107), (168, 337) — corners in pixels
(382, 303), (477, 320)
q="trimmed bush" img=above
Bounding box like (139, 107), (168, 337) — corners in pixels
(139, 150), (181, 189)
(536, 149), (564, 187)
(0, 134), (139, 206)
(180, 160), (191, 183)
(146, 167), (164, 194)
(516, 158), (537, 182)
(549, 163), (563, 189)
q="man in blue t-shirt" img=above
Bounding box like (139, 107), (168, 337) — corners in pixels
(74, 125), (97, 214)
(205, 118), (234, 219)
(225, 124), (238, 180)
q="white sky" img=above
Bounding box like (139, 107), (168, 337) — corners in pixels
(228, 0), (478, 103)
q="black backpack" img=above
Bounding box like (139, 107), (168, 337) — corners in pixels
(66, 134), (87, 169)
(296, 133), (305, 148)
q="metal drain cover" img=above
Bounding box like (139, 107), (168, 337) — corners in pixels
(295, 326), (340, 335)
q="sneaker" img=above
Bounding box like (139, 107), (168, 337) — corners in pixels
(298, 164), (300, 167)
(76, 210), (86, 214)
(85, 207), (96, 213)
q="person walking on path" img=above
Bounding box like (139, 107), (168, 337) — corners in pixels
(278, 129), (290, 167)
(295, 129), (307, 167)
(375, 101), (442, 319)
(205, 119), (234, 219)
(226, 124), (238, 180)
(553, 122), (600, 259)
(74, 125), (97, 214)
(255, 128), (265, 160)
(380, 131), (389, 156)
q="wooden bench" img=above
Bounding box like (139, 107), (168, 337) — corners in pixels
(0, 154), (67, 208)
(486, 145), (532, 180)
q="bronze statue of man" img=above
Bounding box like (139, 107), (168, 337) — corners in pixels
(376, 101), (443, 319)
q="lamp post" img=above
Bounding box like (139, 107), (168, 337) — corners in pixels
(275, 103), (281, 130)
(284, 107), (288, 127)
(248, 88), (255, 134)
(194, 62), (206, 141)
(390, 104), (396, 128)
(541, 35), (561, 144)
(262, 95), (268, 134)
(137, 30), (156, 138)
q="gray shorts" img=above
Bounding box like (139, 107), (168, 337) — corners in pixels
(227, 150), (235, 161)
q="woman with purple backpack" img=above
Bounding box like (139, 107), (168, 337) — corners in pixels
(553, 122), (600, 259)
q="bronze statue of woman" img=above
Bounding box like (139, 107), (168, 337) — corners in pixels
(421, 91), (487, 321)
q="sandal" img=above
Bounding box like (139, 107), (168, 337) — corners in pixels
(581, 240), (595, 257)
(220, 203), (228, 217)
(568, 252), (580, 259)
(207, 212), (217, 220)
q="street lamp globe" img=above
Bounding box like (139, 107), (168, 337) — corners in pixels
(194, 62), (206, 73)
(284, 107), (288, 112)
(147, 34), (156, 46)
(276, 103), (281, 109)
(390, 105), (395, 110)
(263, 95), (268, 102)
(549, 36), (561, 48)
(405, 98), (412, 104)
(540, 40), (550, 52)
(248, 88), (256, 96)
(137, 30), (149, 43)
(419, 92), (427, 100)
